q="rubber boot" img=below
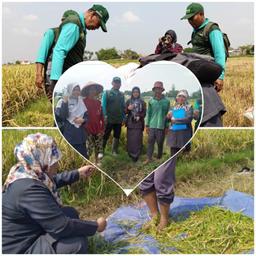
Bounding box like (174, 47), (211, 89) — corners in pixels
(112, 138), (119, 155)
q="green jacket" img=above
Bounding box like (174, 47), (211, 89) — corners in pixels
(102, 89), (125, 124)
(145, 96), (170, 130)
(191, 18), (220, 56)
(58, 11), (86, 73)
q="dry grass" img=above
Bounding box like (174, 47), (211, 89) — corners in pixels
(176, 166), (254, 198)
(2, 64), (45, 126)
(221, 57), (254, 127)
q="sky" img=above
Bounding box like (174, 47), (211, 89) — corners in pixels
(54, 60), (201, 95)
(2, 1), (254, 63)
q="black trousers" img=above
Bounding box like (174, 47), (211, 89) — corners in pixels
(25, 207), (88, 254)
(103, 123), (122, 148)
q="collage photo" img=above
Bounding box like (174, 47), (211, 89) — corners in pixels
(2, 1), (254, 255)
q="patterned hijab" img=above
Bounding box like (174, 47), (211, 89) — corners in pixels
(174, 89), (190, 111)
(3, 133), (62, 205)
(130, 86), (143, 114)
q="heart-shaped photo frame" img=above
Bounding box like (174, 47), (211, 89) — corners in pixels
(53, 60), (203, 194)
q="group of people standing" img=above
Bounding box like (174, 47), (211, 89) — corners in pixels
(55, 76), (200, 165)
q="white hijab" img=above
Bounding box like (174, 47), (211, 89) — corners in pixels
(57, 83), (87, 128)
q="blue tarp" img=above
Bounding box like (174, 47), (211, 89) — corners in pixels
(101, 190), (254, 254)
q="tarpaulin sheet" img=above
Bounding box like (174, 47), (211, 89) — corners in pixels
(101, 190), (254, 254)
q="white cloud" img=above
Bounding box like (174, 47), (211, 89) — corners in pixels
(121, 11), (141, 23)
(12, 27), (39, 37)
(23, 14), (38, 21)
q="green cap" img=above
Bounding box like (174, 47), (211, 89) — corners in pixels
(112, 76), (121, 84)
(91, 4), (109, 32)
(181, 3), (204, 20)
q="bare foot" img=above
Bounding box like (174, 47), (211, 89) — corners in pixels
(157, 218), (169, 232)
(142, 214), (159, 231)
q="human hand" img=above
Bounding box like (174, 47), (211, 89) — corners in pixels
(97, 217), (107, 232)
(63, 96), (69, 103)
(78, 165), (95, 179)
(74, 117), (84, 125)
(35, 74), (44, 89)
(214, 79), (224, 92)
(167, 112), (172, 120)
(128, 104), (134, 110)
(145, 127), (149, 134)
(194, 110), (199, 120)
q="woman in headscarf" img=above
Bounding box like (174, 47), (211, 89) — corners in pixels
(125, 86), (146, 162)
(166, 89), (193, 156)
(155, 29), (183, 54)
(82, 81), (104, 165)
(55, 83), (89, 158)
(2, 133), (107, 254)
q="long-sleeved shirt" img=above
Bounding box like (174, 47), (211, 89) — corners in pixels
(145, 96), (170, 130)
(194, 18), (226, 80)
(36, 12), (86, 80)
(2, 170), (98, 254)
(155, 42), (183, 54)
(84, 97), (104, 135)
(55, 100), (88, 144)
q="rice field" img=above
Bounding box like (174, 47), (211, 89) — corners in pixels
(2, 64), (45, 126)
(99, 126), (254, 188)
(221, 57), (254, 127)
(2, 56), (254, 127)
(2, 129), (253, 204)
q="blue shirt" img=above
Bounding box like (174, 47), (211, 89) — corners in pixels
(36, 12), (86, 80)
(195, 18), (226, 80)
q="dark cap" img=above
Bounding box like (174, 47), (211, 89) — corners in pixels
(181, 3), (204, 20)
(90, 4), (109, 32)
(112, 76), (121, 84)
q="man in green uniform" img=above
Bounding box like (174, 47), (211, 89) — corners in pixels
(102, 77), (125, 155)
(144, 81), (170, 163)
(35, 5), (109, 100)
(181, 2), (226, 127)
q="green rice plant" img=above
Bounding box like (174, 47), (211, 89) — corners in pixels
(143, 206), (254, 254)
(2, 129), (121, 206)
